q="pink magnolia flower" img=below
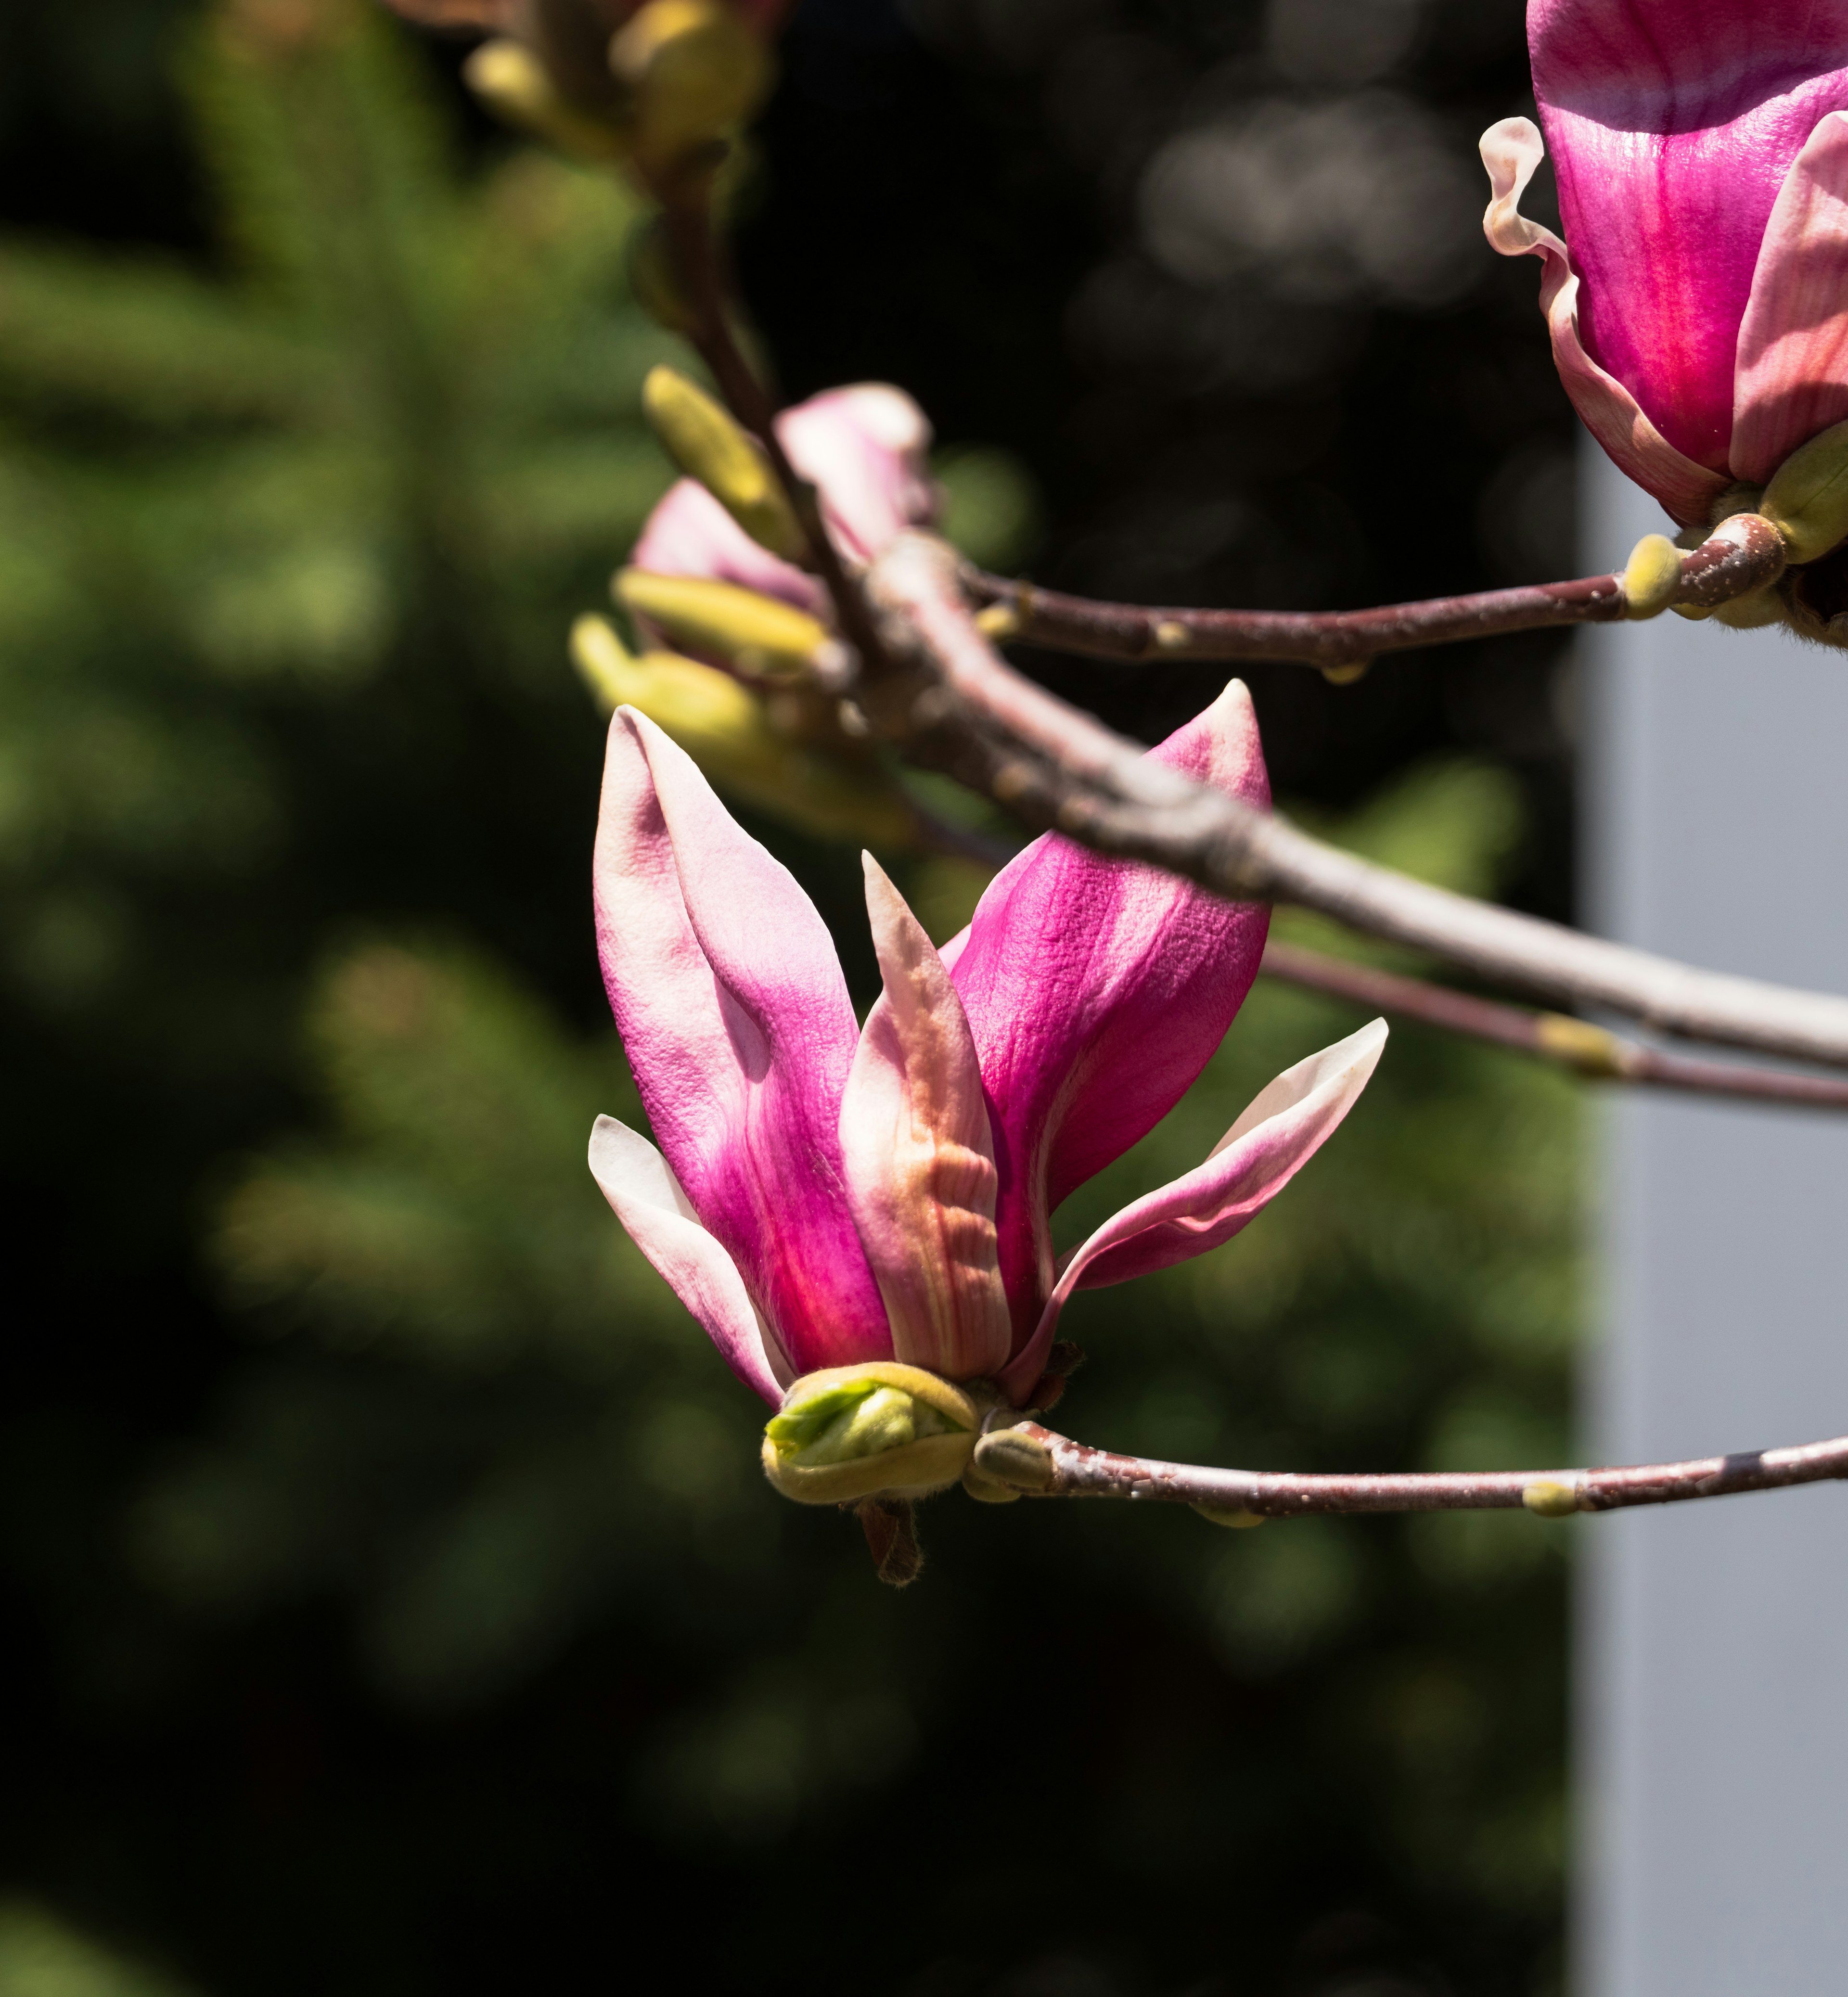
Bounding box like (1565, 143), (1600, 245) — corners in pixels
(1483, 0), (1848, 526)
(630, 382), (938, 624)
(587, 689), (1386, 1412)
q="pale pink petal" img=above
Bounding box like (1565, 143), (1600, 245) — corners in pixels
(1732, 111), (1848, 481)
(838, 856), (1011, 1382)
(996, 1020), (1388, 1402)
(950, 680), (1271, 1357)
(593, 708), (890, 1375)
(780, 384), (938, 564)
(1529, 2), (1848, 474)
(1481, 117), (1727, 526)
(588, 1115), (790, 1405)
(629, 477), (828, 616)
(628, 384), (936, 627)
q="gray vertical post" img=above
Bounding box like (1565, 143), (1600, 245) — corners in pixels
(1579, 448), (1848, 1996)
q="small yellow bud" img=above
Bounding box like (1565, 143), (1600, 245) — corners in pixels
(1533, 1012), (1630, 1079)
(1321, 660), (1371, 686)
(1760, 417), (1848, 564)
(1522, 1479), (1582, 1519)
(1192, 1504), (1267, 1528)
(462, 40), (627, 161)
(1712, 585), (1788, 630)
(614, 569), (832, 680)
(1153, 619), (1192, 652)
(973, 602), (1021, 642)
(640, 366), (807, 560)
(570, 616), (918, 850)
(609, 0), (773, 166)
(969, 1426), (1054, 1493)
(1621, 533), (1682, 619)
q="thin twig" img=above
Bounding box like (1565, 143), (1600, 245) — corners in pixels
(965, 526), (1779, 670)
(1259, 940), (1848, 1110)
(654, 184), (894, 677)
(976, 1423), (1848, 1517)
(859, 531), (1848, 1073)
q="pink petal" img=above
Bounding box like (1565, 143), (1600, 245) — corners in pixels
(780, 385), (938, 564)
(629, 477), (828, 617)
(1732, 111), (1848, 481)
(838, 856), (1012, 1382)
(1481, 117), (1727, 526)
(1529, 0), (1848, 474)
(588, 1115), (790, 1406)
(593, 708), (891, 1375)
(628, 384), (937, 626)
(949, 680), (1272, 1357)
(997, 1020), (1388, 1403)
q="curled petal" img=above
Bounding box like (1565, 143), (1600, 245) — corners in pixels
(593, 708), (890, 1375)
(589, 1115), (789, 1406)
(780, 385), (937, 563)
(1480, 117), (1727, 525)
(1733, 112), (1848, 481)
(949, 680), (1271, 1357)
(998, 1020), (1388, 1402)
(839, 857), (1012, 1382)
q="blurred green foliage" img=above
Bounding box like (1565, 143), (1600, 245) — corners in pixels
(0, 1), (1577, 1991)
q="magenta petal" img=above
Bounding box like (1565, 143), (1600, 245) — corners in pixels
(997, 1020), (1387, 1403)
(1732, 112), (1848, 481)
(1480, 117), (1728, 525)
(949, 679), (1271, 1354)
(1530, 0), (1848, 474)
(838, 857), (1011, 1381)
(593, 708), (890, 1375)
(588, 1115), (790, 1406)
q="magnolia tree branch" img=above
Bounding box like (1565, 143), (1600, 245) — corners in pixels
(647, 195), (1848, 1076)
(1259, 941), (1848, 1109)
(859, 532), (1848, 1073)
(964, 523), (1784, 670)
(975, 1422), (1848, 1519)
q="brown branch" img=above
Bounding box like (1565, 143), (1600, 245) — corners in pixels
(859, 531), (1848, 1073)
(965, 523), (1784, 669)
(652, 184), (894, 678)
(975, 1421), (1848, 1518)
(1259, 940), (1848, 1110)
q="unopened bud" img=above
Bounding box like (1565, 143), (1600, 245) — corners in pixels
(761, 1362), (980, 1506)
(1522, 1479), (1582, 1519)
(970, 1425), (1054, 1493)
(570, 615), (914, 847)
(1621, 533), (1682, 619)
(1321, 659), (1370, 686)
(1533, 1012), (1631, 1079)
(610, 0), (772, 166)
(463, 39), (627, 161)
(1760, 417), (1848, 564)
(1712, 585), (1788, 630)
(641, 366), (807, 559)
(615, 569), (831, 679)
(1192, 1503), (1266, 1528)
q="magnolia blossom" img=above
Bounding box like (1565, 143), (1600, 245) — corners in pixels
(630, 382), (939, 624)
(587, 690), (1386, 1434)
(1483, 0), (1848, 527)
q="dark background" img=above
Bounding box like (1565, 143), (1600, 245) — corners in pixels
(0, 2), (1583, 1995)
